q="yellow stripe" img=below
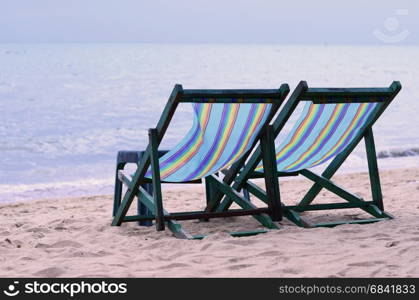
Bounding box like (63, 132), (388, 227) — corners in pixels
(275, 105), (320, 160)
(196, 104), (240, 178)
(284, 104), (344, 170)
(223, 104), (267, 169)
(160, 104), (212, 178)
(310, 103), (369, 166)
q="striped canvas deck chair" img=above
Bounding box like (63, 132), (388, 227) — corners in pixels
(206, 81), (401, 228)
(112, 84), (290, 239)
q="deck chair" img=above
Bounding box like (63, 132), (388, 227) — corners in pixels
(206, 81), (401, 228)
(111, 84), (290, 239)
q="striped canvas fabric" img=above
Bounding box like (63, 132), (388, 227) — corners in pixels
(256, 101), (379, 173)
(145, 102), (273, 182)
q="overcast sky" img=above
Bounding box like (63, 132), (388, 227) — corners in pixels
(0, 0), (417, 44)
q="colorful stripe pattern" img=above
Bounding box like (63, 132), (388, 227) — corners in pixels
(256, 101), (378, 173)
(145, 101), (272, 182)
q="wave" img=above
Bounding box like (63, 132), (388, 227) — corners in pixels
(377, 147), (419, 159)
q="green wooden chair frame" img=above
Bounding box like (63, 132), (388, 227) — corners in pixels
(111, 84), (290, 239)
(205, 81), (402, 228)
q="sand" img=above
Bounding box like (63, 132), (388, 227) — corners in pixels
(0, 167), (418, 278)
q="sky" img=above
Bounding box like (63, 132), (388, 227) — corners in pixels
(0, 0), (417, 44)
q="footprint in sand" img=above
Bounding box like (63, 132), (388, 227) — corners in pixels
(280, 267), (301, 275)
(348, 260), (385, 267)
(49, 240), (83, 248)
(228, 257), (242, 263)
(35, 240), (83, 249)
(385, 241), (399, 247)
(224, 239), (259, 246)
(140, 241), (167, 250)
(337, 228), (363, 234)
(228, 263), (253, 271)
(160, 263), (189, 269)
(1, 239), (15, 249)
(19, 256), (35, 261)
(203, 232), (232, 241)
(34, 243), (50, 248)
(200, 243), (212, 251)
(27, 227), (50, 234)
(258, 250), (282, 257)
(54, 226), (67, 231)
(34, 267), (65, 277)
(75, 273), (110, 278)
(370, 266), (385, 277)
(68, 250), (111, 258)
(335, 267), (352, 277)
(31, 232), (45, 239)
(375, 233), (391, 238)
(397, 245), (416, 255)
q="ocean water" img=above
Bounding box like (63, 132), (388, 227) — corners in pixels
(0, 44), (418, 202)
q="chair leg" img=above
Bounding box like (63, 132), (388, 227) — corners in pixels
(138, 182), (153, 227)
(138, 150), (169, 226)
(205, 176), (213, 207)
(113, 150), (142, 218)
(260, 125), (282, 221)
(203, 177), (214, 221)
(113, 161), (126, 217)
(113, 151), (154, 226)
(149, 128), (165, 231)
(134, 151), (153, 227)
(364, 128), (384, 210)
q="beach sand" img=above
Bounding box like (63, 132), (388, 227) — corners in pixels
(1, 167), (418, 278)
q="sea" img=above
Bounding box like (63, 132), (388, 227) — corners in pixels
(0, 43), (418, 203)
